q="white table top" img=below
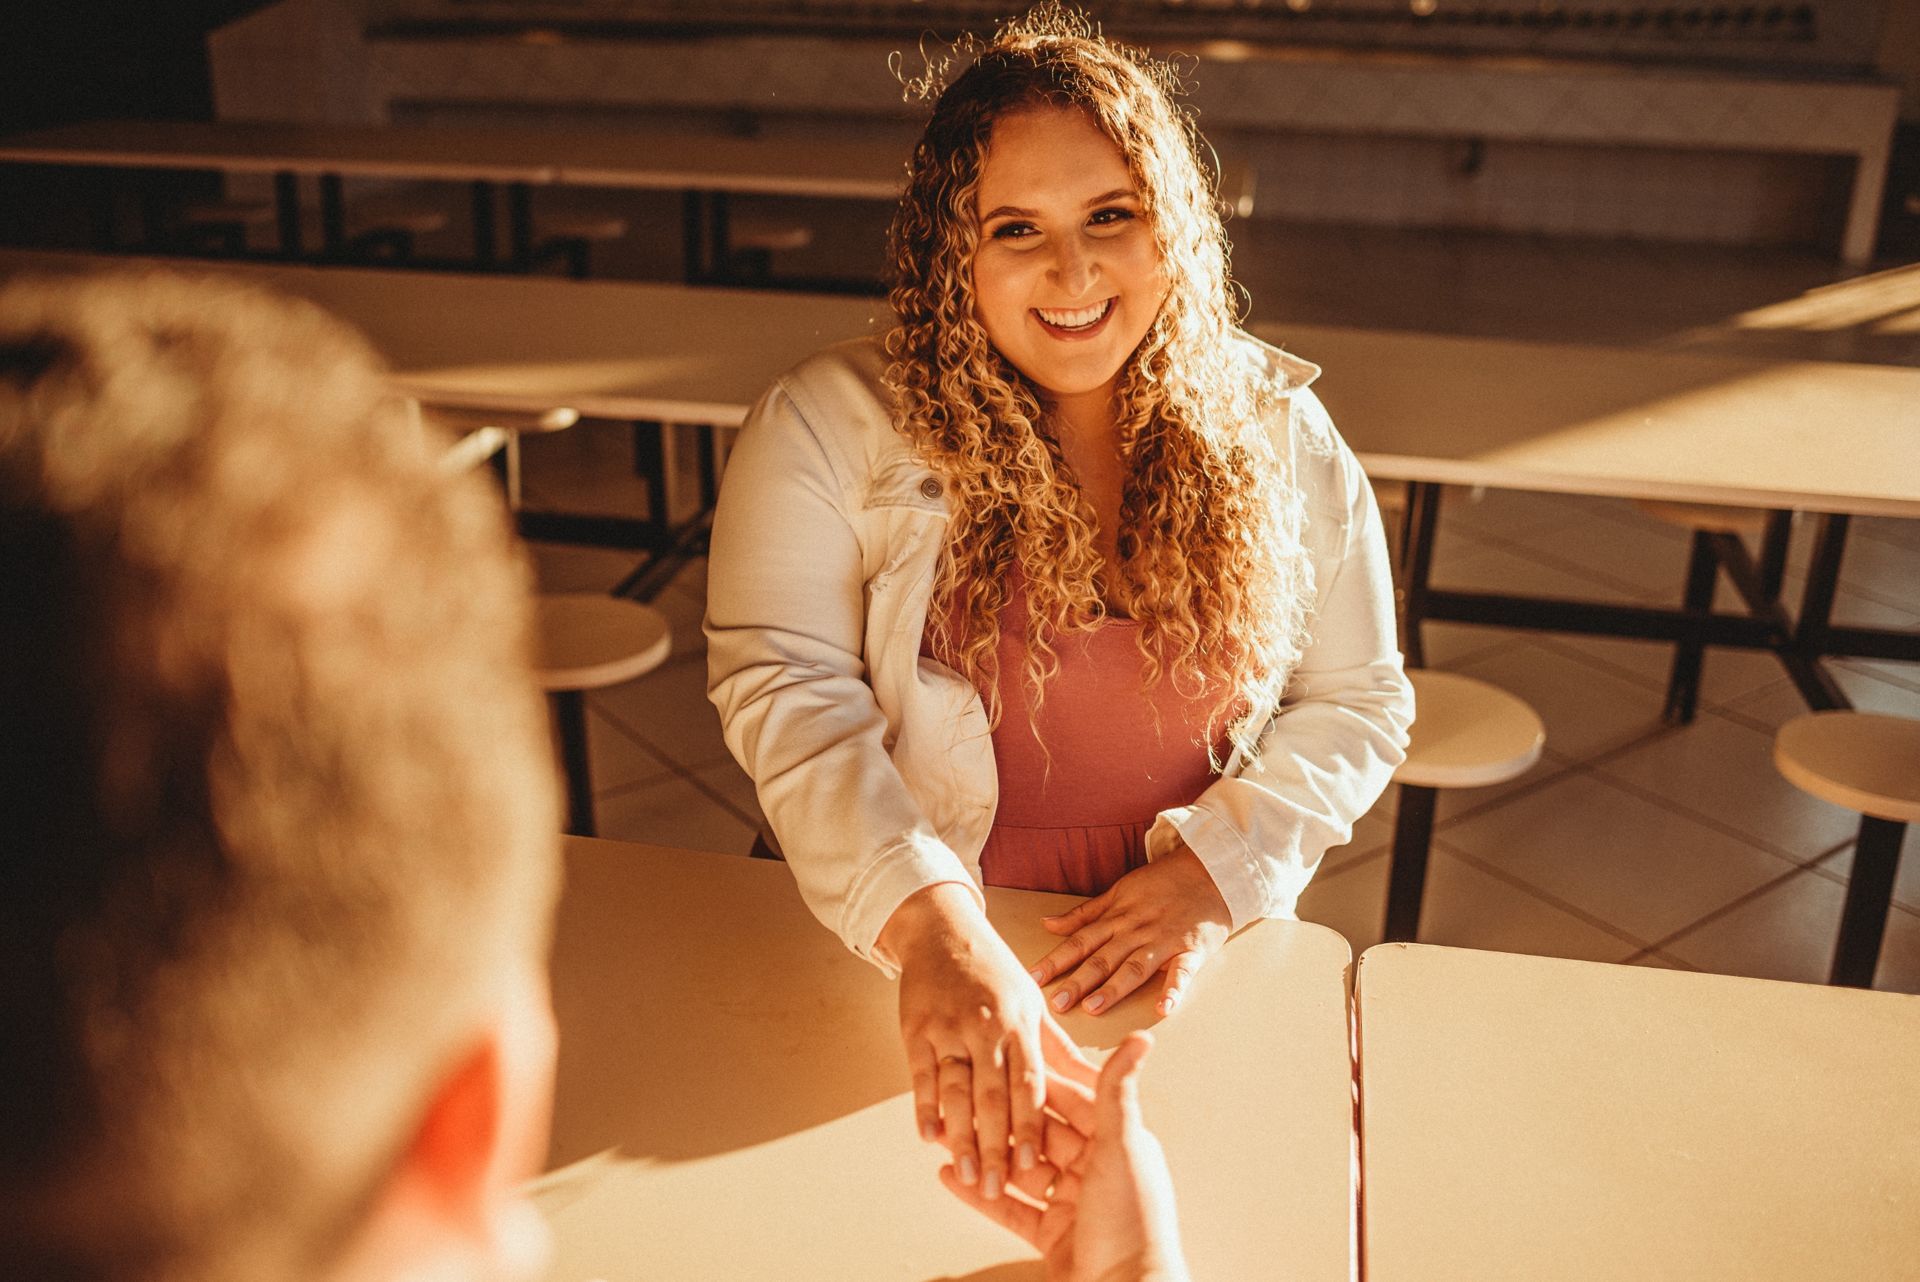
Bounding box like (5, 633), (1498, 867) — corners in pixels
(0, 251), (884, 425)
(1259, 321), (1920, 518)
(8, 252), (1913, 516)
(1356, 943), (1920, 1282)
(0, 119), (909, 200)
(534, 837), (1357, 1282)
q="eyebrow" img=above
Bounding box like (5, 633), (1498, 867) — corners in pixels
(978, 188), (1140, 222)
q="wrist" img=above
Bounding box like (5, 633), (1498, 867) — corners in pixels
(874, 881), (984, 970)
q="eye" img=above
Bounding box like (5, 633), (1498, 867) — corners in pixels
(1088, 207), (1137, 229)
(989, 221), (1038, 241)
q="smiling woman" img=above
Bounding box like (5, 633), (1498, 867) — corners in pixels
(703, 6), (1414, 1260)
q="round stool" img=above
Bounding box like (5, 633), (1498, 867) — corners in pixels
(1385, 670), (1546, 942)
(1774, 712), (1920, 988)
(535, 593), (672, 837)
(1634, 500), (1782, 726)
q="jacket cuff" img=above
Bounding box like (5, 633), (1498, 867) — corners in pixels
(841, 837), (984, 979)
(1146, 806), (1272, 933)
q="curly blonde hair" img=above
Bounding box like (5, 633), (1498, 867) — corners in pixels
(884, 6), (1314, 761)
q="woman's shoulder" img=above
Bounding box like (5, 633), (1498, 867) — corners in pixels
(764, 336), (892, 427)
(1226, 328), (1323, 397)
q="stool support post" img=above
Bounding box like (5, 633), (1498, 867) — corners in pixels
(1384, 784), (1439, 943)
(551, 688), (596, 838)
(1831, 814), (1906, 988)
(1663, 530), (1718, 725)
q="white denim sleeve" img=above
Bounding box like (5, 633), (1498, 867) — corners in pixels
(705, 381), (978, 974)
(1146, 396), (1414, 930)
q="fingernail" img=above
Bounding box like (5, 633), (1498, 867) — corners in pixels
(1028, 967), (1045, 983)
(1162, 992), (1178, 1012)
(1084, 994), (1106, 1013)
(920, 1119), (939, 1142)
(984, 1170), (1003, 1200)
(1051, 990), (1072, 1012)
(959, 1154), (979, 1186)
(1018, 1142), (1037, 1171)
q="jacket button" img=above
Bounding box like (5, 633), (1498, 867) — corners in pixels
(919, 477), (942, 499)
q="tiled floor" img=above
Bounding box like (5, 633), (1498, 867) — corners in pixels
(524, 223), (1920, 995)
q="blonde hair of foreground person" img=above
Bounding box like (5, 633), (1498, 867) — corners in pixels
(0, 272), (561, 1282)
(886, 4), (1313, 758)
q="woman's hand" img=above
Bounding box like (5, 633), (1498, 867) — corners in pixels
(1029, 844), (1230, 1018)
(940, 1032), (1189, 1282)
(879, 884), (1097, 1202)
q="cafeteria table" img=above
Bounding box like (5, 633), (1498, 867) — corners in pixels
(1355, 943), (1920, 1281)
(534, 836), (1359, 1282)
(0, 248), (882, 594)
(0, 119), (909, 284)
(1256, 321), (1920, 711)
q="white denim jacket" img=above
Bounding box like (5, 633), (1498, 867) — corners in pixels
(706, 334), (1413, 973)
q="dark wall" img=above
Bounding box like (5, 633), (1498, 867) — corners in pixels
(1, 2), (273, 245)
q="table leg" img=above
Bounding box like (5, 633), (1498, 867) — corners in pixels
(551, 688), (597, 838)
(1757, 509), (1793, 601)
(681, 190), (705, 283)
(1830, 815), (1906, 987)
(273, 170), (302, 259)
(1399, 481), (1443, 670)
(1787, 514), (1852, 711)
(319, 172), (346, 260)
(470, 180), (498, 270)
(708, 191), (732, 281)
(1384, 784), (1438, 942)
(507, 181), (533, 272)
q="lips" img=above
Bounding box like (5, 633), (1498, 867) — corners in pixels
(1032, 297), (1116, 340)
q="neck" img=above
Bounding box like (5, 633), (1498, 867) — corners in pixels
(1045, 380), (1119, 446)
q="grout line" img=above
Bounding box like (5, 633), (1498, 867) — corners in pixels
(1802, 841), (1920, 921)
(1432, 836), (1652, 954)
(1637, 859), (1824, 957)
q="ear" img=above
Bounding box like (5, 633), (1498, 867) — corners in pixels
(404, 1037), (507, 1227)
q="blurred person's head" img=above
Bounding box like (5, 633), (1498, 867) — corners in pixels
(0, 272), (561, 1282)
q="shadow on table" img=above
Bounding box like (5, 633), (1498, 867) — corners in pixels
(542, 843), (1161, 1171)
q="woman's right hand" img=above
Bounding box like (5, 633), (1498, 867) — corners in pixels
(879, 884), (1096, 1202)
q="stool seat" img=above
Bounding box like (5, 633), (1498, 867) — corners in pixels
(1775, 712), (1920, 824)
(732, 217), (813, 253)
(542, 212), (629, 241)
(535, 593), (671, 692)
(1635, 499), (1769, 537)
(1395, 670), (1545, 790)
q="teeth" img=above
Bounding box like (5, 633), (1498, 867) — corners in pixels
(1036, 299), (1112, 329)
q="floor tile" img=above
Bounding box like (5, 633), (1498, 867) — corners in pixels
(1809, 837), (1920, 919)
(1445, 638), (1668, 760)
(689, 756), (765, 832)
(1420, 621), (1520, 671)
(1421, 844), (1643, 963)
(592, 772), (757, 856)
(1497, 506), (1697, 603)
(1659, 868), (1845, 985)
(1438, 769), (1799, 943)
(1428, 541), (1652, 606)
(1874, 909), (1920, 995)
(581, 703), (677, 796)
(1594, 712), (1859, 860)
(593, 651), (734, 772)
(1716, 666), (1920, 736)
(1534, 632), (1787, 712)
(1294, 842), (1637, 963)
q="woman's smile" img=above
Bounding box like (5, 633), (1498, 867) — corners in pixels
(1033, 296), (1116, 339)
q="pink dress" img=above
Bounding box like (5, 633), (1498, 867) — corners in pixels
(922, 588), (1225, 896)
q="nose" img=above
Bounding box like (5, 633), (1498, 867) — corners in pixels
(1048, 234), (1098, 299)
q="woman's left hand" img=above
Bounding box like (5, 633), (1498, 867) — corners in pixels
(1028, 844), (1231, 1018)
